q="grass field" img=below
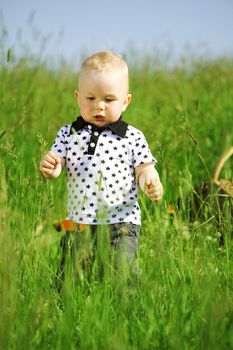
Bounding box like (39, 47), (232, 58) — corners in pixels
(0, 47), (233, 349)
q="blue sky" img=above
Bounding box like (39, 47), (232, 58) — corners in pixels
(1, 0), (233, 67)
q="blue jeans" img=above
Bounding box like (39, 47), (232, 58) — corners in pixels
(56, 223), (141, 291)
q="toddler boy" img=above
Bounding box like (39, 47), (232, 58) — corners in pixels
(40, 51), (163, 280)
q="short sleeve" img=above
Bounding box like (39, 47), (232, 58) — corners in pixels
(50, 125), (70, 160)
(132, 131), (157, 167)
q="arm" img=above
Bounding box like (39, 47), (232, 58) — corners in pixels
(136, 163), (163, 201)
(39, 151), (65, 179)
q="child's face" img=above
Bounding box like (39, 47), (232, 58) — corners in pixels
(75, 69), (131, 127)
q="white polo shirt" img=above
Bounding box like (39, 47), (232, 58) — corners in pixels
(51, 116), (156, 225)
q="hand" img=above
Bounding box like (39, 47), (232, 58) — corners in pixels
(138, 165), (163, 201)
(145, 178), (163, 201)
(39, 151), (62, 178)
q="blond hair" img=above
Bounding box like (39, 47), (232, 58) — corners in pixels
(79, 51), (129, 90)
(80, 51), (128, 74)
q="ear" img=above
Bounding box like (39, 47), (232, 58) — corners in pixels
(74, 90), (79, 103)
(122, 94), (132, 112)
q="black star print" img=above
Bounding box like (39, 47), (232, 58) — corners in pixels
(52, 123), (155, 225)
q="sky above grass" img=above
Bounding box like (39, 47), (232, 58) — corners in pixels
(1, 0), (233, 67)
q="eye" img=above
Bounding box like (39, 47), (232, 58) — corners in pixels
(105, 97), (115, 102)
(87, 97), (95, 100)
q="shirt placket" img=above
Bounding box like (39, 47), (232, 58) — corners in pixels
(87, 124), (102, 155)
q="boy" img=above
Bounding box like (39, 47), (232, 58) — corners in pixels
(40, 51), (163, 281)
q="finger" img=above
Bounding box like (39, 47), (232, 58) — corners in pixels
(148, 194), (157, 201)
(147, 178), (156, 187)
(147, 188), (163, 200)
(45, 154), (61, 166)
(149, 194), (161, 201)
(40, 167), (54, 175)
(146, 185), (156, 194)
(148, 182), (163, 192)
(154, 191), (163, 200)
(41, 160), (56, 169)
(46, 152), (61, 164)
(154, 190), (162, 197)
(146, 188), (156, 197)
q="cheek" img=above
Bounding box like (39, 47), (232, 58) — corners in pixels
(80, 101), (92, 112)
(110, 102), (122, 113)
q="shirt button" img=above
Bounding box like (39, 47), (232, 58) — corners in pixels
(90, 142), (95, 148)
(94, 131), (99, 136)
(87, 125), (92, 130)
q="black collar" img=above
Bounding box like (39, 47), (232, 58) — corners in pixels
(70, 116), (128, 138)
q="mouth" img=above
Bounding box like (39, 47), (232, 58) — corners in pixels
(93, 115), (105, 122)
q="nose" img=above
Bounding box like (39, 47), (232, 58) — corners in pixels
(96, 100), (105, 111)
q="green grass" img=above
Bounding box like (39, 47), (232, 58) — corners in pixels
(0, 48), (233, 349)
